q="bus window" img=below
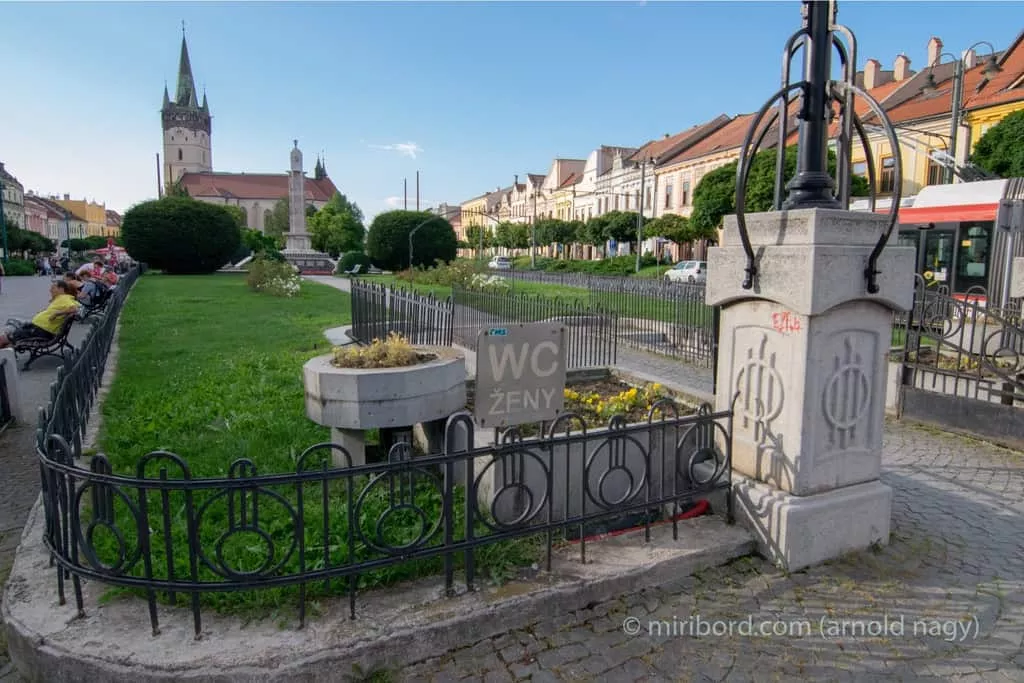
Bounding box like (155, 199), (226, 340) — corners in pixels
(955, 222), (992, 293)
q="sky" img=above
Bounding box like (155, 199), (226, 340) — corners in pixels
(2, 1), (1022, 221)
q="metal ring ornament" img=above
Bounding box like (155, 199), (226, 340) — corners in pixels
(734, 81), (808, 290)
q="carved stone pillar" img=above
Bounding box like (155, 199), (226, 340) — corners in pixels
(706, 208), (915, 571)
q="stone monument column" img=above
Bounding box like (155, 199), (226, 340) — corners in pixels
(285, 140), (312, 252)
(705, 0), (915, 572)
(281, 139), (332, 273)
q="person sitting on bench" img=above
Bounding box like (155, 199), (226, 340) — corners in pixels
(77, 271), (108, 306)
(0, 281), (79, 349)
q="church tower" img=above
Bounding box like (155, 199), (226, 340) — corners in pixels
(161, 27), (212, 188)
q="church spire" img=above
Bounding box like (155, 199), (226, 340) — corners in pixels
(175, 23), (197, 107)
(163, 82), (170, 108)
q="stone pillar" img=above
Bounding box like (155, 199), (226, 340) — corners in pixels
(706, 208), (915, 571)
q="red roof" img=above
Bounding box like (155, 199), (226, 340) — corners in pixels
(179, 172), (339, 202)
(964, 30), (1024, 112)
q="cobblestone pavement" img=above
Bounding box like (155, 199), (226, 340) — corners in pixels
(0, 276), (91, 682)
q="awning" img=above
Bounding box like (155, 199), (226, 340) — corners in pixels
(894, 202), (1001, 225)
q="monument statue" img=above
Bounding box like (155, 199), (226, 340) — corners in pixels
(281, 140), (333, 273)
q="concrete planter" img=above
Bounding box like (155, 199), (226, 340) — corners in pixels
(303, 348), (466, 464)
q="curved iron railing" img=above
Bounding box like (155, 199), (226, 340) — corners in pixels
(35, 266), (732, 638)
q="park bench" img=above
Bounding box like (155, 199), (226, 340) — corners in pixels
(81, 288), (113, 319)
(10, 315), (77, 371)
(343, 264), (363, 278)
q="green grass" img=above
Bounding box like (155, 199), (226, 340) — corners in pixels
(92, 274), (541, 617)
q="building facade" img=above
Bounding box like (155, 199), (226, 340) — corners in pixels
(0, 162), (25, 229)
(24, 194), (88, 243)
(53, 195), (107, 237)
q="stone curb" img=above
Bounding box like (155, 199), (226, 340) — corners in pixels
(3, 499), (752, 682)
(323, 324), (358, 347)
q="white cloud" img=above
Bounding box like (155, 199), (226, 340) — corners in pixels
(368, 141), (423, 159)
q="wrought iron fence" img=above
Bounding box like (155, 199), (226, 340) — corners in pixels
(587, 278), (714, 367)
(452, 287), (618, 368)
(37, 400), (732, 638)
(0, 357), (13, 434)
(350, 281), (454, 346)
(900, 276), (1024, 406)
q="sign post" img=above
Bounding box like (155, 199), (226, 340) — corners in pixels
(473, 323), (567, 429)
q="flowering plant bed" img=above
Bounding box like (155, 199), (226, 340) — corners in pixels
(330, 332), (436, 369)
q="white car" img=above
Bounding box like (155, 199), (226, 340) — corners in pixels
(488, 256), (512, 271)
(664, 260), (706, 284)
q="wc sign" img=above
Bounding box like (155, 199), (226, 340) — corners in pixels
(474, 323), (567, 428)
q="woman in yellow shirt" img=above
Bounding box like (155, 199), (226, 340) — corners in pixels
(0, 281), (79, 348)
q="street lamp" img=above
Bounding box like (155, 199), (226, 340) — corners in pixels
(0, 178), (8, 264)
(919, 42), (1003, 184)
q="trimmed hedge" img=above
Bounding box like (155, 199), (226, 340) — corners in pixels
(122, 197), (241, 274)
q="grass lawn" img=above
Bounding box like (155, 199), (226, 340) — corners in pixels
(95, 274), (539, 616)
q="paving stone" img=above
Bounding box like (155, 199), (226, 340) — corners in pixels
(533, 643), (590, 670)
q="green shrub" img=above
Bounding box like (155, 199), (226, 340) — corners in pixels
(336, 251), (373, 274)
(2, 258), (36, 276)
(395, 259), (485, 288)
(366, 211), (458, 271)
(246, 256), (301, 297)
(121, 197), (241, 274)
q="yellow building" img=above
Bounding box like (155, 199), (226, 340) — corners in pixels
(460, 194), (489, 228)
(54, 195), (108, 237)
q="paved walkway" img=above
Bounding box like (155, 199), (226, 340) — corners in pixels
(0, 275), (92, 681)
(309, 275), (1024, 681)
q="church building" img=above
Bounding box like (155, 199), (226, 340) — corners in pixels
(161, 30), (338, 232)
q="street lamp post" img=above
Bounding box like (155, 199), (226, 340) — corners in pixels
(531, 188), (538, 269)
(64, 211), (71, 261)
(0, 179), (7, 264)
(920, 43), (1002, 184)
(635, 158), (647, 272)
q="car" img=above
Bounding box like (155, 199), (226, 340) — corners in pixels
(488, 256), (512, 270)
(664, 260), (706, 284)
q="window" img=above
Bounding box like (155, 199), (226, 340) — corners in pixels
(614, 195), (619, 210)
(645, 188), (652, 210)
(681, 180), (691, 207)
(263, 209), (272, 228)
(926, 151), (945, 186)
(664, 181), (673, 209)
(239, 206), (249, 227)
(879, 156), (895, 193)
(955, 222), (992, 292)
(178, 148), (183, 161)
(852, 161), (867, 178)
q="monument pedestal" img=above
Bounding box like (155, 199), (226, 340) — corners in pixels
(707, 208), (915, 571)
(282, 231), (334, 273)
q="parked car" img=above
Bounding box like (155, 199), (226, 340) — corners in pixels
(664, 260), (706, 284)
(488, 256), (512, 271)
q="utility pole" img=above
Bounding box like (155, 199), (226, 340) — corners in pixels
(64, 210), (71, 260)
(416, 171), (420, 211)
(156, 153), (163, 198)
(635, 158), (647, 272)
(404, 178), (408, 210)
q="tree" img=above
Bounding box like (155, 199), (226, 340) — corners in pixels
(121, 196), (241, 274)
(223, 205), (248, 231)
(165, 179), (189, 197)
(308, 192), (366, 257)
(644, 213), (692, 245)
(586, 211), (642, 252)
(365, 210), (458, 270)
(971, 110), (1024, 178)
(241, 228), (283, 260)
(534, 219), (578, 249)
(264, 198), (290, 241)
(690, 145), (870, 238)
(465, 225), (493, 256)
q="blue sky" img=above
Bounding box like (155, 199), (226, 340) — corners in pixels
(2, 1), (1021, 220)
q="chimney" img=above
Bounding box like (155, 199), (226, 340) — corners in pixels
(514, 174), (519, 186)
(864, 59), (881, 89)
(928, 37), (943, 66)
(894, 54), (911, 81)
(664, 133), (670, 139)
(962, 48), (977, 69)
